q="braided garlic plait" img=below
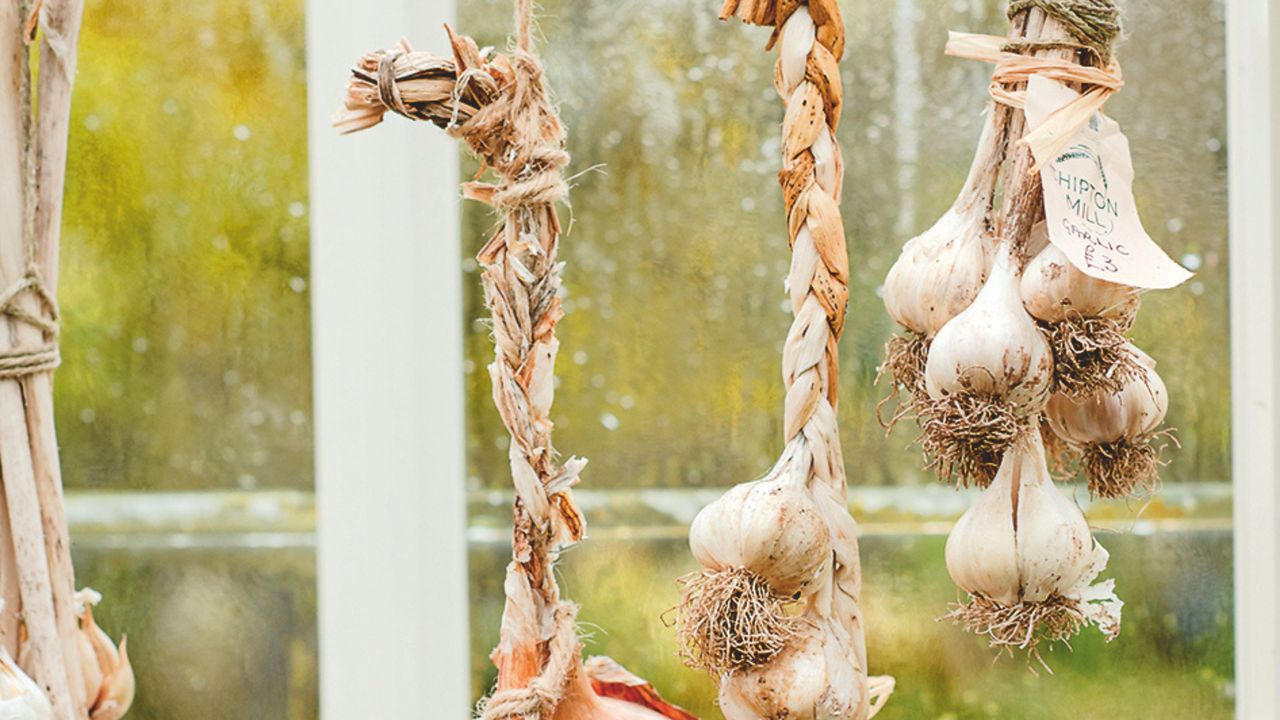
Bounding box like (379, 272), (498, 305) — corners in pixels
(674, 2), (892, 718)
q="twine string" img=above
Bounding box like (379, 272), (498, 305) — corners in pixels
(1006, 0), (1122, 62)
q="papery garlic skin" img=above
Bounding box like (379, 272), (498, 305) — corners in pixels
(688, 476), (832, 598)
(1021, 231), (1138, 322)
(945, 450), (1020, 605)
(718, 622), (862, 720)
(883, 113), (1001, 337)
(1013, 433), (1096, 602)
(1047, 346), (1168, 445)
(0, 649), (53, 720)
(924, 246), (1053, 408)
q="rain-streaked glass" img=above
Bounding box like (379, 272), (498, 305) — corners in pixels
(58, 0), (316, 717)
(461, 0), (1232, 717)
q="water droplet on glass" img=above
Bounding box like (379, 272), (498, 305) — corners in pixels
(600, 412), (620, 431)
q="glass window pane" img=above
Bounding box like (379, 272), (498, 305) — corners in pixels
(58, 1), (316, 717)
(463, 0), (1231, 716)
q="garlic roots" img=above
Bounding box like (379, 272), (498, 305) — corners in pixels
(944, 433), (1122, 663)
(918, 244), (1053, 485)
(1022, 229), (1142, 400)
(1047, 344), (1171, 497)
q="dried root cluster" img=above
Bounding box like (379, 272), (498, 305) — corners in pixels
(875, 0), (1181, 664)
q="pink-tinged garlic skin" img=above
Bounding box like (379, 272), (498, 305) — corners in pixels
(1046, 348), (1168, 445)
(688, 477), (832, 598)
(924, 248), (1053, 408)
(1020, 236), (1138, 322)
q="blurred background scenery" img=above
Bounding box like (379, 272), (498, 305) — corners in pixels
(55, 0), (1229, 717)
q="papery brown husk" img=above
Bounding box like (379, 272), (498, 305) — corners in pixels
(876, 332), (930, 430)
(942, 593), (1087, 671)
(1043, 311), (1140, 401)
(1083, 430), (1177, 499)
(918, 393), (1027, 487)
(669, 568), (801, 675)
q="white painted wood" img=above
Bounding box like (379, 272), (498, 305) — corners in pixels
(307, 0), (469, 717)
(1227, 0), (1279, 716)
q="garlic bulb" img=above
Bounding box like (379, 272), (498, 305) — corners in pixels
(925, 244), (1053, 407)
(1021, 228), (1138, 323)
(883, 112), (1001, 338)
(0, 648), (52, 720)
(944, 433), (1122, 657)
(718, 620), (864, 720)
(688, 476), (831, 598)
(1046, 345), (1170, 498)
(1047, 345), (1167, 446)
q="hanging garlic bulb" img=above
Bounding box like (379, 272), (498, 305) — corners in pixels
(878, 109), (1004, 407)
(944, 433), (1122, 661)
(1047, 344), (1170, 498)
(677, 469), (832, 674)
(1021, 226), (1142, 399)
(718, 619), (865, 720)
(918, 243), (1052, 485)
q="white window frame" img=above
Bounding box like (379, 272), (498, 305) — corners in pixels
(307, 0), (1279, 717)
(1227, 0), (1279, 716)
(307, 0), (470, 718)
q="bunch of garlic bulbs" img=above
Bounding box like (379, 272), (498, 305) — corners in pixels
(944, 432), (1122, 663)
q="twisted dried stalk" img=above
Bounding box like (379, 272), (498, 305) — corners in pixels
(713, 0), (892, 716)
(335, 17), (692, 720)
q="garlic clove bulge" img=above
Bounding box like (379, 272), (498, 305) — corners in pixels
(718, 624), (829, 720)
(1021, 231), (1139, 322)
(1046, 344), (1168, 446)
(945, 447), (1020, 605)
(1012, 433), (1095, 602)
(689, 476), (832, 598)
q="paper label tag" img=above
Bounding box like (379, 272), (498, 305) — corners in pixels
(1024, 75), (1192, 289)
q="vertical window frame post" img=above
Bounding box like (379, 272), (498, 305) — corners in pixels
(307, 0), (470, 716)
(1228, 0), (1280, 715)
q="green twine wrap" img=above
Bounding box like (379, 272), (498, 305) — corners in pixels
(1006, 0), (1122, 63)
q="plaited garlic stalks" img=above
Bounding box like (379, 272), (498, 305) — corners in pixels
(1047, 344), (1170, 498)
(878, 107), (1004, 418)
(944, 432), (1122, 663)
(680, 0), (894, 717)
(1021, 223), (1142, 400)
(918, 241), (1053, 485)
